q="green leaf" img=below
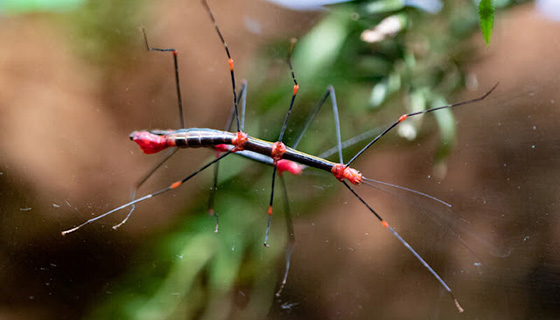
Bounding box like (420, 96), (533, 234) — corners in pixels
(364, 0), (404, 14)
(0, 0), (85, 13)
(479, 0), (495, 46)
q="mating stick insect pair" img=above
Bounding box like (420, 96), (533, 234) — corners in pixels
(62, 0), (498, 313)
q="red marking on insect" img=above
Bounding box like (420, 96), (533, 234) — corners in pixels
(277, 159), (302, 175)
(170, 181), (181, 189)
(398, 114), (408, 122)
(381, 220), (389, 228)
(130, 131), (170, 154)
(231, 131), (248, 152)
(293, 84), (299, 95)
(214, 144), (230, 158)
(271, 141), (287, 164)
(331, 164), (362, 185)
(228, 58), (234, 71)
(268, 206), (273, 215)
(214, 144), (229, 152)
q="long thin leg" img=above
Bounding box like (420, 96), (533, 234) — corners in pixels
(201, 0), (246, 233)
(270, 85), (344, 294)
(316, 127), (380, 160)
(275, 174), (295, 297)
(345, 82), (499, 166)
(264, 39), (299, 247)
(222, 80), (248, 133)
(114, 147), (178, 230)
(208, 161), (220, 233)
(239, 80), (247, 132)
(341, 180), (464, 313)
(328, 87), (344, 163)
(208, 82), (247, 232)
(142, 28), (185, 129)
(115, 29), (189, 230)
(290, 90), (329, 150)
(62, 152), (232, 235)
(201, 0), (241, 132)
(264, 166), (278, 247)
(291, 86), (344, 163)
(276, 38), (300, 143)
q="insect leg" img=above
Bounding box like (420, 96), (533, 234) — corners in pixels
(62, 152), (232, 235)
(296, 86), (345, 161)
(201, 0), (241, 132)
(113, 148), (178, 230)
(114, 29), (189, 230)
(345, 83), (499, 166)
(341, 180), (464, 313)
(269, 83), (345, 292)
(275, 174), (295, 297)
(264, 39), (299, 247)
(208, 82), (247, 232)
(141, 27), (185, 128)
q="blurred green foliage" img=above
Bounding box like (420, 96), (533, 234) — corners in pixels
(0, 0), (85, 13)
(65, 0), (145, 69)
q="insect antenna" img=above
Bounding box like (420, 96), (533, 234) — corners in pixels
(362, 177), (452, 208)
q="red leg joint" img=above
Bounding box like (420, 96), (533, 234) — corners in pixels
(231, 131), (248, 152)
(331, 164), (362, 185)
(271, 141), (287, 165)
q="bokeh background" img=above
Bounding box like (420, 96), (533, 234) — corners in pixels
(1, 0), (559, 319)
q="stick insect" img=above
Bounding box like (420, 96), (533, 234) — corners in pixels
(62, 0), (499, 312)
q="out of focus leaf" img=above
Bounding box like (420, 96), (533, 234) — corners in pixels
(364, 0), (405, 14)
(479, 0), (495, 45)
(293, 10), (350, 82)
(0, 0), (85, 13)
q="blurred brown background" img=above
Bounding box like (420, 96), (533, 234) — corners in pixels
(0, 0), (559, 319)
